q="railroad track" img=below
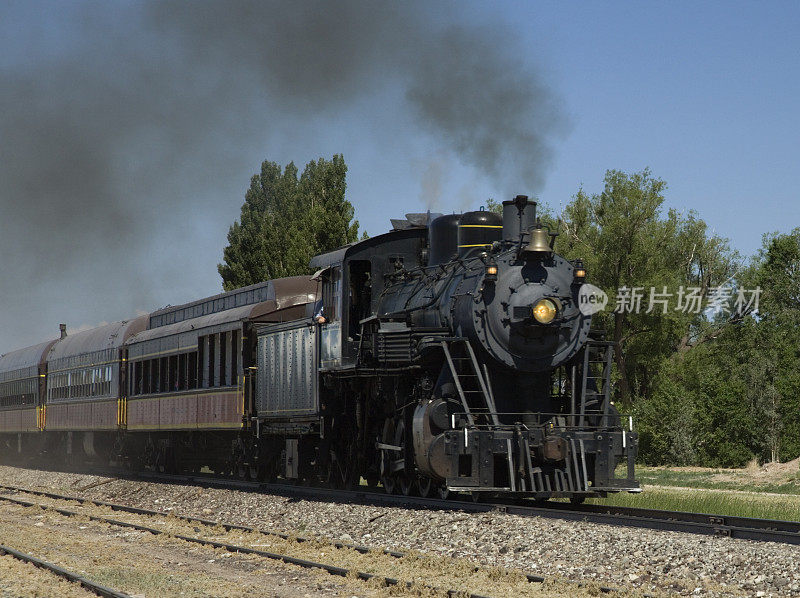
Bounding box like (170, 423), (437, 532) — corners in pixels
(0, 482), (608, 598)
(0, 542), (130, 598)
(3, 465), (795, 597)
(129, 470), (800, 545)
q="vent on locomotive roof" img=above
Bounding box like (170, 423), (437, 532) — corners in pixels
(148, 280), (276, 329)
(390, 212), (443, 231)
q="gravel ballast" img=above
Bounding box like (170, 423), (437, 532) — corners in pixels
(1, 465), (797, 597)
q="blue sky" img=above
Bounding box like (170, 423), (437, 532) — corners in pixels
(0, 1), (798, 351)
(395, 1), (799, 252)
(525, 1), (800, 256)
(266, 1), (800, 256)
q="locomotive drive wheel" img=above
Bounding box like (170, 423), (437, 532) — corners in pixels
(394, 419), (415, 496)
(399, 477), (414, 495)
(327, 446), (356, 489)
(380, 417), (414, 495)
(417, 475), (435, 498)
(380, 418), (397, 494)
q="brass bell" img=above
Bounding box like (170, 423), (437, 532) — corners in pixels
(523, 224), (552, 256)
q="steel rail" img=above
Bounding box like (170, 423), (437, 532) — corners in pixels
(0, 482), (621, 595)
(130, 471), (800, 545)
(0, 542), (131, 598)
(569, 502), (800, 542)
(0, 482), (406, 558)
(0, 489), (501, 598)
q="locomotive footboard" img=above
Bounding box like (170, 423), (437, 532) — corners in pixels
(432, 418), (639, 497)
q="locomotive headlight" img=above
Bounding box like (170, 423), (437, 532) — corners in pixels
(532, 298), (558, 324)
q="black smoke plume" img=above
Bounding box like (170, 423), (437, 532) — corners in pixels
(0, 1), (566, 351)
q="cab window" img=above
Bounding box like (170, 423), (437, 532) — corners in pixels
(322, 266), (341, 321)
(348, 260), (372, 338)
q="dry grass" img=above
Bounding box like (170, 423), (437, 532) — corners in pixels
(0, 553), (99, 598)
(1, 492), (650, 598)
(631, 458), (800, 495)
(0, 502), (361, 597)
(596, 461), (800, 521)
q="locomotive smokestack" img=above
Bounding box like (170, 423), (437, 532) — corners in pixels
(502, 195), (537, 242)
(59, 324), (67, 339)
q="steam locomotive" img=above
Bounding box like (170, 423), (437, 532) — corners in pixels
(0, 196), (638, 500)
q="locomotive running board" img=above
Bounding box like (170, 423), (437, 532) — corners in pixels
(446, 487), (512, 492)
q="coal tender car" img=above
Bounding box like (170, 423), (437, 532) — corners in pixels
(255, 195), (639, 500)
(0, 195), (638, 501)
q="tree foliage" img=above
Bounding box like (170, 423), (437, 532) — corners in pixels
(218, 155), (360, 290)
(742, 230), (800, 462)
(555, 171), (800, 466)
(558, 169), (738, 407)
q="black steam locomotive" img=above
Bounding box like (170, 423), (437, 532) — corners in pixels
(258, 195), (639, 499)
(0, 195), (638, 501)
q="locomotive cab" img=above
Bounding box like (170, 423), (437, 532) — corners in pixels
(310, 224), (429, 370)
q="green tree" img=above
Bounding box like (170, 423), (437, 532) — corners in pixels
(558, 169), (738, 407)
(745, 230), (800, 462)
(628, 229), (800, 467)
(218, 155), (360, 290)
(637, 321), (757, 467)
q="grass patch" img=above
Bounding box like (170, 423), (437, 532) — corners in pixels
(91, 567), (188, 596)
(631, 465), (800, 495)
(588, 485), (800, 521)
